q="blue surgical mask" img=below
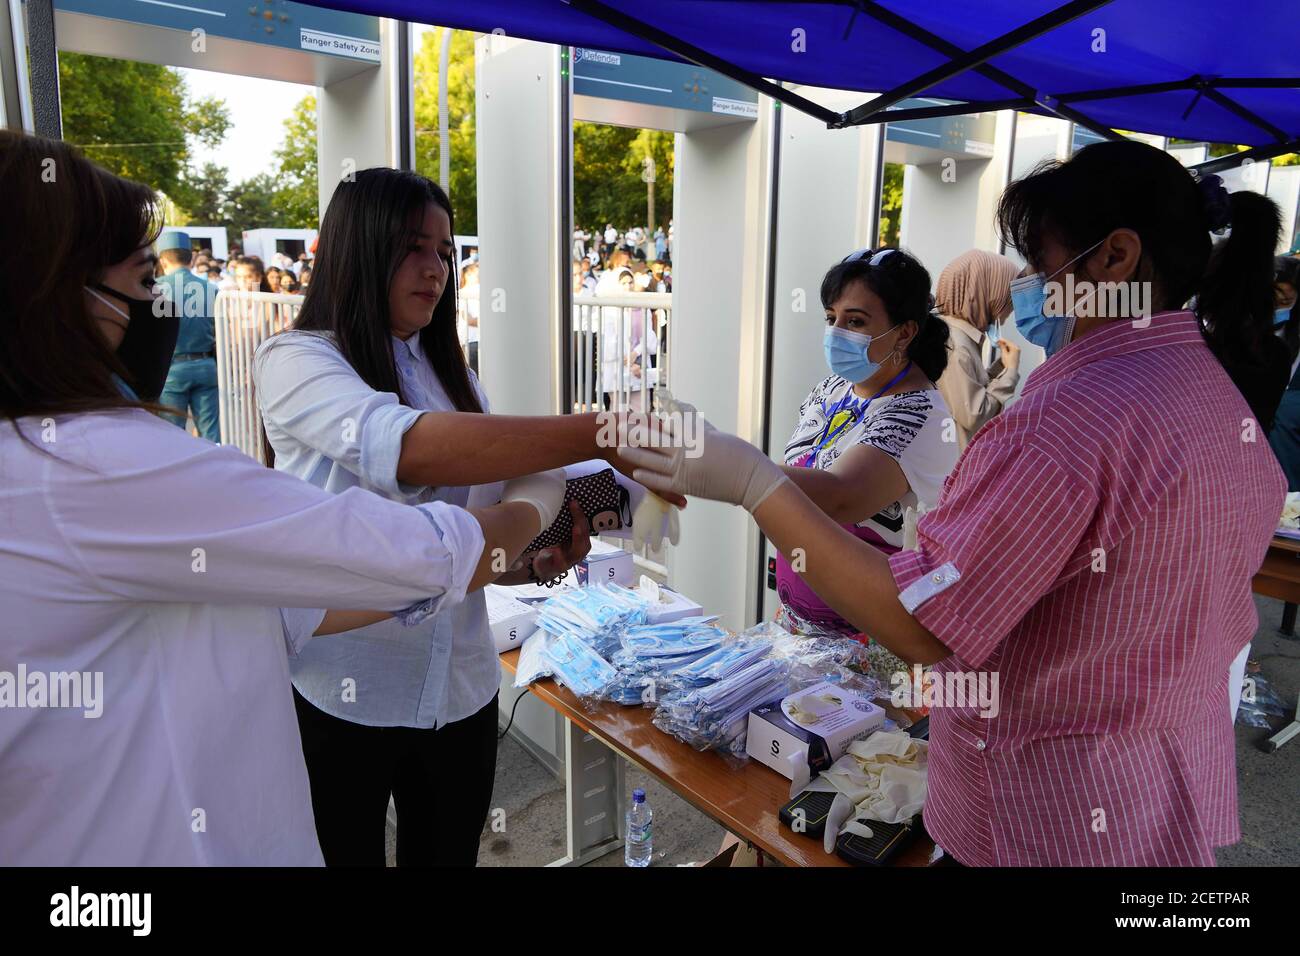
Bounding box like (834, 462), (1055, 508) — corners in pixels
(824, 324), (899, 383)
(1275, 307), (1292, 328)
(1011, 239), (1104, 358)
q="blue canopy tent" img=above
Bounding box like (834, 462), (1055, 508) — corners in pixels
(306, 0), (1300, 173)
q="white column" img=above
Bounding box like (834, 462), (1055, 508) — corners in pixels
(315, 23), (402, 217)
(472, 34), (564, 415)
(0, 0), (34, 131)
(667, 103), (774, 631)
(759, 89), (884, 621)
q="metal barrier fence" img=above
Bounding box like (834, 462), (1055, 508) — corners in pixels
(213, 285), (672, 577)
(571, 291), (671, 414)
(214, 291), (301, 462)
(571, 291), (673, 578)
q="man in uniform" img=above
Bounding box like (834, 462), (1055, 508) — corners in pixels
(156, 230), (221, 442)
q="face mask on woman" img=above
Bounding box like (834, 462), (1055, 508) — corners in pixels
(1010, 238), (1104, 357)
(87, 284), (179, 401)
(1275, 306), (1291, 328)
(823, 324), (900, 383)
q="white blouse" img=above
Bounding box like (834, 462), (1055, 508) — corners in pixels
(0, 410), (483, 865)
(254, 330), (504, 729)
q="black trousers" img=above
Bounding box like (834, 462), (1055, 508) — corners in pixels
(293, 688), (499, 867)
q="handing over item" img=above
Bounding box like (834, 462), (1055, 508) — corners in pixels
(525, 459), (682, 554)
(619, 399), (789, 513)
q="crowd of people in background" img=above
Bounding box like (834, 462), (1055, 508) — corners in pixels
(571, 223), (673, 412)
(184, 246), (314, 296)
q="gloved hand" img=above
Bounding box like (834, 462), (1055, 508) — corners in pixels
(618, 406), (788, 513)
(500, 468), (567, 534)
(632, 490), (681, 552)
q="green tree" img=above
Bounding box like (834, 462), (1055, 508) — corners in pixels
(271, 94), (320, 228)
(223, 173), (282, 243)
(171, 162), (229, 224)
(59, 52), (229, 202)
(413, 29), (478, 235)
(877, 163), (904, 248)
(573, 121), (674, 234)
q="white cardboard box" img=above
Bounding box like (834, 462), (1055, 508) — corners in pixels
(484, 585), (539, 653)
(575, 539), (634, 587)
(642, 586), (704, 624)
(746, 682), (885, 781)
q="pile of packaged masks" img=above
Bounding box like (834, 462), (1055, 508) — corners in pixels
(668, 634), (774, 688)
(765, 627), (880, 695)
(534, 583), (651, 659)
(544, 631), (621, 698)
(652, 658), (793, 758)
(605, 617), (729, 705)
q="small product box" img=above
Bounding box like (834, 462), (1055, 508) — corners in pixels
(484, 585), (539, 653)
(746, 681), (885, 781)
(575, 539), (635, 587)
(643, 586), (704, 625)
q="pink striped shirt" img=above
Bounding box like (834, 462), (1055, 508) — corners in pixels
(888, 311), (1285, 866)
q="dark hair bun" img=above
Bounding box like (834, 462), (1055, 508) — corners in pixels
(1198, 174), (1233, 232)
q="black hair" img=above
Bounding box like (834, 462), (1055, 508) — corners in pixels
(292, 168), (481, 415)
(819, 248), (949, 381)
(0, 129), (165, 426)
(997, 140), (1282, 385)
(1277, 255), (1300, 360)
(1201, 190), (1283, 369)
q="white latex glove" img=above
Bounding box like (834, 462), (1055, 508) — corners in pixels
(500, 468), (566, 534)
(632, 490), (681, 551)
(618, 409), (788, 513)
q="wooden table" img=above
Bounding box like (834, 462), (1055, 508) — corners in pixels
(1250, 535), (1300, 752)
(1252, 534), (1300, 635)
(500, 648), (934, 868)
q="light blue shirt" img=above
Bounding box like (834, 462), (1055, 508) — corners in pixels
(254, 330), (503, 728)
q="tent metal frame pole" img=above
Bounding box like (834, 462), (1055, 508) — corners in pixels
(1190, 138), (1300, 177)
(1054, 78), (1197, 103)
(838, 0), (1121, 141)
(862, 97), (1032, 124)
(561, 0), (841, 126)
(840, 0), (1116, 125)
(1198, 84), (1292, 144)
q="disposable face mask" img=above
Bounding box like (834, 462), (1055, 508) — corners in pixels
(544, 632), (619, 697)
(823, 324), (899, 383)
(1276, 307), (1292, 328)
(88, 284), (178, 401)
(653, 658), (791, 756)
(1010, 238), (1103, 358)
(670, 637), (771, 687)
(618, 617), (725, 658)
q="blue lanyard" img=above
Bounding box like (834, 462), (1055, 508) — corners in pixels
(813, 363), (913, 454)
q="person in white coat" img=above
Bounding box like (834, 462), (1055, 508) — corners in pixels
(0, 130), (565, 865)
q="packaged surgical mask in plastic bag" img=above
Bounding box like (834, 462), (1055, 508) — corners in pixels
(513, 630), (556, 689)
(544, 631), (620, 700)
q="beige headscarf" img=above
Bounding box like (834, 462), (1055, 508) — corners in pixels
(935, 250), (1019, 333)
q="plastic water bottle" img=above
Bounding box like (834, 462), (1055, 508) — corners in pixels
(624, 788), (653, 867)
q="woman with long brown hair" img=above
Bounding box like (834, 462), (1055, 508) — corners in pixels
(0, 130), (563, 865)
(254, 167), (660, 866)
